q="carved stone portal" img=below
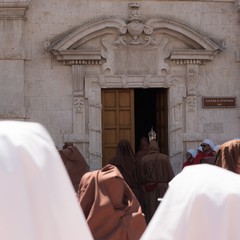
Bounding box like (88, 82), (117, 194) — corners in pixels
(45, 3), (224, 172)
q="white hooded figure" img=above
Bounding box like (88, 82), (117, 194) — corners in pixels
(141, 164), (240, 240)
(0, 121), (93, 240)
(202, 138), (215, 150)
(186, 149), (197, 158)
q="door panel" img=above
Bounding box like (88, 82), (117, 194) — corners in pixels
(102, 89), (135, 166)
(156, 88), (168, 154)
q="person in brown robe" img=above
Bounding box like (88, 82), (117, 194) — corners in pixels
(135, 137), (150, 210)
(59, 142), (89, 192)
(139, 139), (175, 224)
(135, 137), (149, 161)
(215, 139), (240, 173)
(109, 139), (141, 203)
(78, 164), (147, 240)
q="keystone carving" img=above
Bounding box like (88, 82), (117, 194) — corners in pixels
(114, 3), (154, 46)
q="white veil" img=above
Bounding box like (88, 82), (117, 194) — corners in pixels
(141, 164), (240, 240)
(0, 121), (93, 240)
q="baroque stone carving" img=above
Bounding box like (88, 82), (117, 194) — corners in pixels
(186, 96), (196, 112)
(74, 96), (84, 113)
(113, 3), (154, 46)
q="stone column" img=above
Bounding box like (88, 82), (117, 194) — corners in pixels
(0, 1), (30, 120)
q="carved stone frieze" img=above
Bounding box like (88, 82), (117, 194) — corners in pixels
(64, 60), (101, 66)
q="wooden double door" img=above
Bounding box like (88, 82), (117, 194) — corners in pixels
(101, 88), (168, 166)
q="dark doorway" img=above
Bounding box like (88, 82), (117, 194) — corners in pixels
(134, 88), (168, 154)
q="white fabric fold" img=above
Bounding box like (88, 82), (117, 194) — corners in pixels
(141, 164), (240, 240)
(0, 121), (93, 240)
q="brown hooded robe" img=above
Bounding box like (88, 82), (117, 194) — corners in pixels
(215, 139), (240, 173)
(78, 164), (146, 240)
(139, 140), (175, 223)
(59, 144), (89, 192)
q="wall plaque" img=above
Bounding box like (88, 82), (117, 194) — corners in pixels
(202, 97), (236, 108)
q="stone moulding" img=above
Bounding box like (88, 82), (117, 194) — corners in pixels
(44, 15), (224, 65)
(0, 1), (31, 20)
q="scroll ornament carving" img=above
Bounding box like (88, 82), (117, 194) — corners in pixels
(114, 3), (154, 46)
(74, 96), (84, 113)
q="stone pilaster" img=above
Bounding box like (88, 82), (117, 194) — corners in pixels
(0, 1), (31, 120)
(183, 63), (203, 149)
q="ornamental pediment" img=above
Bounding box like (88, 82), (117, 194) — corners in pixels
(44, 3), (224, 67)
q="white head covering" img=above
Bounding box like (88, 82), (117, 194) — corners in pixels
(213, 144), (220, 152)
(0, 121), (93, 240)
(202, 138), (215, 149)
(141, 164), (240, 240)
(197, 145), (202, 152)
(186, 149), (197, 158)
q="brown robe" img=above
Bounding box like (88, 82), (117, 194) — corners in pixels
(215, 139), (240, 173)
(109, 139), (141, 203)
(59, 145), (89, 192)
(78, 164), (147, 240)
(135, 137), (149, 161)
(139, 140), (175, 223)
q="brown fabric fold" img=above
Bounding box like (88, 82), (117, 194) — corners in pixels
(59, 145), (89, 192)
(215, 139), (240, 173)
(78, 164), (146, 240)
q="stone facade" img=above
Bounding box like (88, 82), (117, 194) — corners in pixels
(0, 0), (239, 174)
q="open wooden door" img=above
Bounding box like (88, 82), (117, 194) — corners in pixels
(156, 88), (168, 154)
(102, 89), (135, 166)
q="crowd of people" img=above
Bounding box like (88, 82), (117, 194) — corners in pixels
(182, 139), (223, 169)
(1, 120), (240, 240)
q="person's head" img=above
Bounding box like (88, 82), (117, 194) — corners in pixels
(0, 121), (93, 240)
(215, 139), (240, 174)
(186, 149), (197, 160)
(201, 139), (215, 153)
(62, 142), (74, 149)
(139, 137), (149, 150)
(148, 139), (160, 152)
(116, 139), (135, 157)
(141, 164), (240, 240)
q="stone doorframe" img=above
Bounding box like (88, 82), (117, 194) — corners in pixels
(45, 3), (224, 172)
